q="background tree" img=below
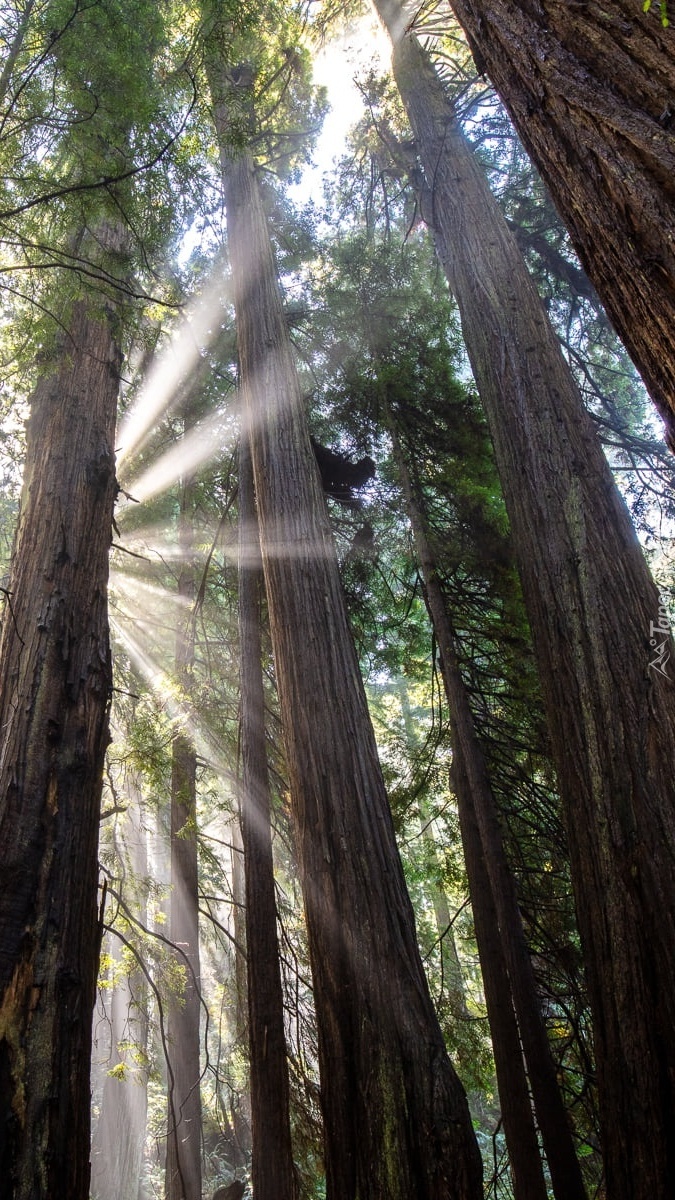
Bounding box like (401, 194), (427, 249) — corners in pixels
(165, 476), (203, 1200)
(91, 776), (150, 1200)
(306, 219), (602, 1191)
(202, 6), (484, 1193)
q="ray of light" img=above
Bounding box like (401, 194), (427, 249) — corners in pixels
(112, 525), (204, 561)
(117, 407), (239, 508)
(112, 518), (222, 569)
(235, 521), (336, 566)
(118, 249), (306, 509)
(110, 569), (194, 614)
(111, 614), (234, 781)
(116, 261), (229, 471)
(111, 610), (277, 854)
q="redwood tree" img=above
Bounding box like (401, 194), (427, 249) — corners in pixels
(202, 20), (484, 1196)
(389, 416), (584, 1200)
(0, 2), (180, 1188)
(165, 485), (203, 1200)
(237, 434), (297, 1200)
(371, 5), (675, 1197)
(0, 293), (121, 1199)
(445, 0), (675, 448)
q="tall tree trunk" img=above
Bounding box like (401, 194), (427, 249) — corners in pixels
(395, 681), (467, 1020)
(238, 433), (297, 1200)
(447, 0), (675, 449)
(0, 298), (120, 1200)
(373, 9), (675, 1196)
(165, 491), (202, 1200)
(208, 61), (483, 1200)
(390, 418), (578, 1200)
(230, 814), (248, 1058)
(0, 0), (36, 105)
(452, 746), (547, 1200)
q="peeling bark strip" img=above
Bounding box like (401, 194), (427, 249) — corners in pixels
(0, 300), (120, 1200)
(371, 8), (675, 1197)
(219, 111), (483, 1200)
(448, 0), (675, 448)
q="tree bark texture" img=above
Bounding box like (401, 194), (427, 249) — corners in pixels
(452, 747), (548, 1200)
(238, 433), (298, 1200)
(373, 11), (675, 1198)
(222, 142), (483, 1200)
(447, 0), (675, 449)
(0, 300), (120, 1200)
(390, 419), (580, 1200)
(165, 495), (202, 1200)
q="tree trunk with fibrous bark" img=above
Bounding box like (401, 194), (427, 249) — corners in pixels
(207, 48), (483, 1199)
(237, 433), (297, 1200)
(448, 0), (675, 449)
(0, 296), (121, 1200)
(389, 413), (578, 1200)
(372, 6), (675, 1196)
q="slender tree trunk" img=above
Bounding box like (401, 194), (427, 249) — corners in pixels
(421, 826), (467, 1019)
(92, 940), (143, 1200)
(230, 815), (248, 1057)
(0, 0), (36, 106)
(447, 0), (675, 449)
(238, 433), (297, 1200)
(0, 298), (120, 1200)
(390, 418), (579, 1200)
(373, 9), (675, 1196)
(209, 62), (483, 1200)
(452, 746), (547, 1200)
(396, 681), (467, 1019)
(227, 811), (254, 1171)
(165, 492), (202, 1200)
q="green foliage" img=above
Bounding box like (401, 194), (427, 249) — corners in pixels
(643, 0), (669, 27)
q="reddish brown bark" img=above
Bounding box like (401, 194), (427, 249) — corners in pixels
(0, 299), (120, 1199)
(218, 113), (482, 1200)
(447, 0), (675, 449)
(453, 747), (548, 1200)
(372, 8), (675, 1197)
(238, 434), (297, 1200)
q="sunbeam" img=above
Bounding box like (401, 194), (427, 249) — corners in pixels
(116, 261), (230, 470)
(234, 519), (333, 566)
(111, 615), (233, 782)
(110, 570), (195, 614)
(112, 521), (212, 561)
(117, 406), (239, 508)
(111, 609), (280, 852)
